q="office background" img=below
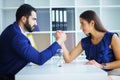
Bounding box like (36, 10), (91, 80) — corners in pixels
(0, 0), (120, 63)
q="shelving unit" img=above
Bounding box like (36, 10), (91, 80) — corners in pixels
(0, 0), (120, 63)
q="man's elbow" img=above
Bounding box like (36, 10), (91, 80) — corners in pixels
(38, 61), (46, 65)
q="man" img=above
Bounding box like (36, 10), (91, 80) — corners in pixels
(0, 4), (66, 80)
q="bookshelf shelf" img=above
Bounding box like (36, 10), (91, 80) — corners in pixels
(101, 0), (120, 6)
(50, 0), (75, 7)
(3, 0), (24, 8)
(25, 0), (50, 7)
(0, 0), (120, 62)
(75, 0), (100, 6)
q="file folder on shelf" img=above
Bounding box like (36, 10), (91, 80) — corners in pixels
(59, 10), (64, 30)
(63, 9), (67, 30)
(55, 10), (60, 30)
(52, 9), (56, 31)
(27, 34), (37, 50)
(52, 8), (67, 31)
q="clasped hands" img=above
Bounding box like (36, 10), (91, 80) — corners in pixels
(54, 30), (67, 45)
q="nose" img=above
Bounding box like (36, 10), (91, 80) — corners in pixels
(35, 20), (37, 26)
(80, 25), (82, 30)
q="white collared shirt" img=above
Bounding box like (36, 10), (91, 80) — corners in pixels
(19, 25), (27, 36)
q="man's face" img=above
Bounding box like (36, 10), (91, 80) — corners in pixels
(24, 11), (37, 32)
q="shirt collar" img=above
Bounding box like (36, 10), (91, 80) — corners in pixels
(19, 25), (27, 36)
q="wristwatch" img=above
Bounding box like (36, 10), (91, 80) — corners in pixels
(102, 63), (107, 69)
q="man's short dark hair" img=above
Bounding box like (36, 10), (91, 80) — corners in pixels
(16, 4), (36, 22)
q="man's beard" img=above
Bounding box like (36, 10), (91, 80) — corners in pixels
(24, 20), (35, 32)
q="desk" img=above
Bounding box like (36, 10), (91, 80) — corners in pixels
(16, 62), (107, 80)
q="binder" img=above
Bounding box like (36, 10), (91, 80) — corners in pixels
(59, 10), (64, 30)
(63, 9), (67, 30)
(52, 9), (56, 31)
(55, 9), (59, 31)
(52, 8), (67, 31)
(27, 34), (37, 50)
(52, 33), (56, 43)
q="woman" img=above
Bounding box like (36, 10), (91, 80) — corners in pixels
(56, 10), (120, 80)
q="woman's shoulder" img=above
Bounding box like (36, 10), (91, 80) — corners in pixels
(106, 32), (115, 35)
(105, 32), (118, 39)
(81, 36), (90, 41)
(102, 32), (118, 44)
(81, 36), (91, 45)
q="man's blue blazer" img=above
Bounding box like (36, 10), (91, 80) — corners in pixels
(0, 22), (61, 75)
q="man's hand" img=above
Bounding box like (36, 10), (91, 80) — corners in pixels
(55, 30), (67, 45)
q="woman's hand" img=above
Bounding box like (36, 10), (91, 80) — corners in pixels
(85, 60), (103, 69)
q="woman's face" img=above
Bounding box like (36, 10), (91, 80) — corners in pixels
(80, 18), (91, 35)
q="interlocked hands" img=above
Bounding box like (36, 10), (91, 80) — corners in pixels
(54, 30), (67, 45)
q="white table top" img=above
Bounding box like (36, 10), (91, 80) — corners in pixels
(16, 62), (108, 80)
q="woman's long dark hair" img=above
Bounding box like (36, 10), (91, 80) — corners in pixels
(80, 10), (108, 32)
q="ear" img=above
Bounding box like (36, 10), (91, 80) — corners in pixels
(21, 16), (27, 23)
(90, 20), (95, 26)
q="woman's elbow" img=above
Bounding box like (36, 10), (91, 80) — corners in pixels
(64, 59), (72, 63)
